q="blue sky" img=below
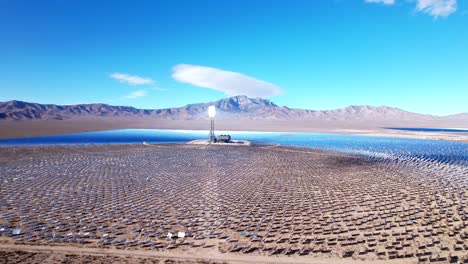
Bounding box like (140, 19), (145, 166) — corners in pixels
(0, 0), (467, 115)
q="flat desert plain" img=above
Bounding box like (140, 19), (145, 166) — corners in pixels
(0, 118), (467, 143)
(0, 144), (467, 263)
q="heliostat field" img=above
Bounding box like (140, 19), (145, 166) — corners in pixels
(0, 144), (467, 263)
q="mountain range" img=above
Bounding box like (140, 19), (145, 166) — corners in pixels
(0, 95), (466, 123)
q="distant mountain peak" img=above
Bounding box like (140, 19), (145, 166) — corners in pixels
(2, 100), (31, 110)
(229, 95), (249, 100)
(0, 96), (466, 122)
(212, 95), (278, 111)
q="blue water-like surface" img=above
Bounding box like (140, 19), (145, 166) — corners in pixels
(386, 127), (468, 133)
(0, 129), (466, 165)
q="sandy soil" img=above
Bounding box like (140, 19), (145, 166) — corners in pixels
(0, 144), (466, 263)
(0, 244), (413, 264)
(0, 118), (467, 142)
(0, 246), (220, 264)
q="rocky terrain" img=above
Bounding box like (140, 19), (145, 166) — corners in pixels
(1, 95), (466, 122)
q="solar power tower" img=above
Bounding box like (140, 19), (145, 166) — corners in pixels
(208, 105), (216, 143)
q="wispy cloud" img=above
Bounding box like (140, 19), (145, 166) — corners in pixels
(172, 64), (282, 98)
(110, 73), (154, 85)
(365, 0), (395, 5)
(151, 86), (168, 92)
(365, 0), (457, 17)
(416, 0), (457, 17)
(125, 89), (147, 99)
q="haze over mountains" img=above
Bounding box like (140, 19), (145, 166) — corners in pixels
(1, 95), (467, 123)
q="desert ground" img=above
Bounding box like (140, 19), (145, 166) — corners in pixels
(0, 118), (467, 142)
(0, 144), (467, 263)
(0, 246), (225, 264)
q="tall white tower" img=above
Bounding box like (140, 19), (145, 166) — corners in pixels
(208, 105), (216, 143)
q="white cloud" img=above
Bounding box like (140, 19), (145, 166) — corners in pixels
(365, 0), (457, 17)
(416, 0), (457, 17)
(171, 64), (282, 98)
(125, 89), (147, 99)
(365, 0), (395, 5)
(110, 73), (154, 85)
